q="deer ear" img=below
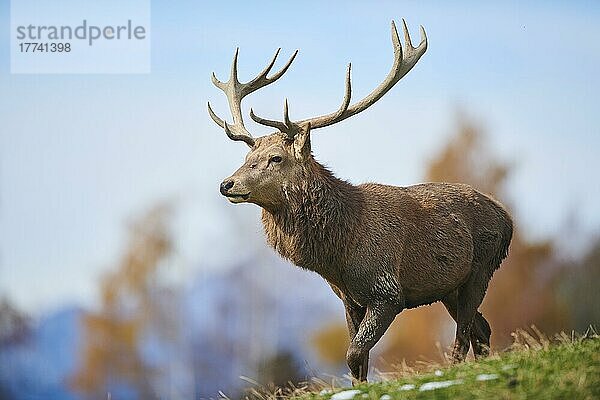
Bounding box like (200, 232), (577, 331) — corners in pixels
(292, 123), (312, 160)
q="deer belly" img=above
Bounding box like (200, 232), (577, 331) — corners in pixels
(400, 244), (474, 307)
(397, 213), (475, 307)
(341, 265), (404, 308)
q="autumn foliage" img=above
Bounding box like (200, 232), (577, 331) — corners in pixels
(71, 205), (173, 398)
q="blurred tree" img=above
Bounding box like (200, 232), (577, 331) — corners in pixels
(0, 299), (30, 399)
(310, 322), (349, 366)
(425, 118), (509, 199)
(0, 298), (30, 346)
(254, 350), (304, 393)
(560, 236), (600, 331)
(71, 204), (175, 399)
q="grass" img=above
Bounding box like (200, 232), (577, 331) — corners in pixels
(246, 328), (599, 400)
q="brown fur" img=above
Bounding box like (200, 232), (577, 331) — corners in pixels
(219, 126), (513, 382)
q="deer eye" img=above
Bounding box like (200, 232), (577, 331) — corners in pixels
(270, 156), (282, 163)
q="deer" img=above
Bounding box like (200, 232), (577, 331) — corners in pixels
(207, 20), (513, 382)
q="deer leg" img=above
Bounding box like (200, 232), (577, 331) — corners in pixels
(346, 301), (398, 382)
(328, 282), (370, 377)
(451, 269), (491, 363)
(470, 312), (491, 358)
(451, 309), (473, 362)
(442, 294), (491, 359)
(344, 300), (368, 380)
(441, 291), (469, 361)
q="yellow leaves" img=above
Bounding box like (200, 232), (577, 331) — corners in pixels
(70, 204), (172, 398)
(310, 322), (349, 365)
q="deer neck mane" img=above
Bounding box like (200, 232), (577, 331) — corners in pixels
(261, 157), (363, 281)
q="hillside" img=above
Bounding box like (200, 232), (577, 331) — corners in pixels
(295, 333), (599, 400)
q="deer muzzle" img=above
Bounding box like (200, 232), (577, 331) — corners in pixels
(219, 179), (250, 203)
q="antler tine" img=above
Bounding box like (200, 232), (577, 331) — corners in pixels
(207, 101), (225, 127)
(402, 19), (413, 49)
(282, 99), (296, 139)
(211, 72), (225, 91)
(208, 48), (298, 147)
(419, 25), (428, 50)
(230, 47), (240, 84)
(244, 49), (298, 95)
(249, 107), (288, 132)
(267, 50), (298, 82)
(207, 102), (255, 146)
(249, 100), (297, 140)
(326, 63), (353, 123)
(283, 99), (292, 127)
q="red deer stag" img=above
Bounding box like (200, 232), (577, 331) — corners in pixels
(208, 20), (513, 382)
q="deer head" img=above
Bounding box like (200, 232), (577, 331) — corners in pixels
(209, 20), (427, 210)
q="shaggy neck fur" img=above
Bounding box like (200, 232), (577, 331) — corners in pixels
(261, 157), (364, 285)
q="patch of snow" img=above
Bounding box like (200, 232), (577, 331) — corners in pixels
(502, 364), (516, 371)
(319, 389), (332, 396)
(330, 389), (362, 400)
(361, 394), (369, 398)
(398, 384), (415, 391)
(379, 395), (391, 400)
(476, 373), (499, 381)
(434, 370), (444, 376)
(419, 379), (464, 391)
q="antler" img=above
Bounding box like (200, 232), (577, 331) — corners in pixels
(250, 19), (427, 137)
(207, 48), (298, 147)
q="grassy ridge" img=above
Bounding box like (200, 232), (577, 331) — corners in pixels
(299, 334), (599, 400)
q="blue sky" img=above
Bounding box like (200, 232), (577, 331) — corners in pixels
(1, 1), (599, 314)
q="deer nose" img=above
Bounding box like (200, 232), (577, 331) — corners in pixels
(220, 180), (234, 195)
